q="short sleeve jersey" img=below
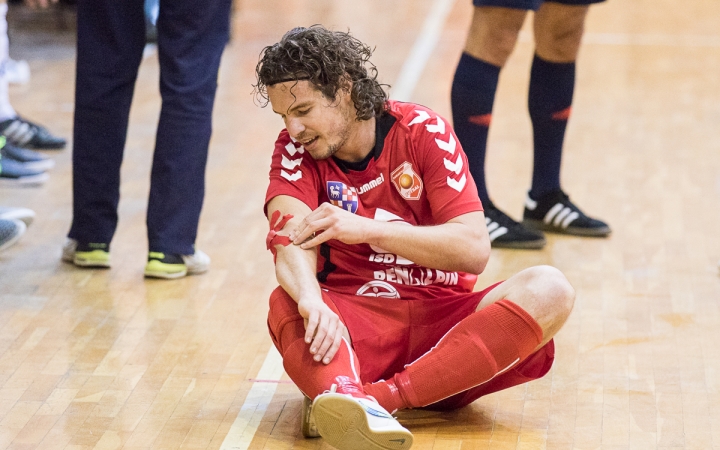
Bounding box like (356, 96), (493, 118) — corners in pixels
(265, 100), (484, 300)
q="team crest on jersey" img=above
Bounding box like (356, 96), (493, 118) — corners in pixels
(391, 161), (423, 200)
(326, 181), (359, 213)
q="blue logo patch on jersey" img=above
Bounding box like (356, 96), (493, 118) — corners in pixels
(326, 181), (359, 214)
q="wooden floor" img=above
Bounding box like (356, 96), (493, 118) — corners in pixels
(1, 0), (720, 448)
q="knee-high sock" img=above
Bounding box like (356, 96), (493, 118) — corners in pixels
(451, 52), (501, 205)
(270, 306), (366, 400)
(528, 55), (575, 200)
(364, 300), (542, 412)
(0, 3), (16, 121)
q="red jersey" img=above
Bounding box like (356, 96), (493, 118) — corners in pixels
(265, 101), (483, 300)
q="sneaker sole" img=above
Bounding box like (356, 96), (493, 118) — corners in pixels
(301, 395), (320, 438)
(73, 257), (111, 268)
(0, 173), (49, 187)
(523, 219), (611, 237)
(491, 237), (546, 250)
(313, 394), (413, 450)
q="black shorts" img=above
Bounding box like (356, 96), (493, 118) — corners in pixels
(473, 0), (604, 11)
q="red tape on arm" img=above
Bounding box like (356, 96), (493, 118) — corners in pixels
(266, 210), (295, 262)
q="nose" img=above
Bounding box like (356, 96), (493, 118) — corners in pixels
(285, 117), (306, 139)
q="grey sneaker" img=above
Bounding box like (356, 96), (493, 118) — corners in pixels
(0, 218), (26, 253)
(0, 207), (35, 226)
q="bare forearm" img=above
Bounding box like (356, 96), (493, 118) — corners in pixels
(275, 244), (322, 305)
(367, 220), (489, 274)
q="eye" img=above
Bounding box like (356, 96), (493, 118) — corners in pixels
(296, 108), (311, 116)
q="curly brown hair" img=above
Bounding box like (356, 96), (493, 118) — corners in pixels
(254, 25), (389, 121)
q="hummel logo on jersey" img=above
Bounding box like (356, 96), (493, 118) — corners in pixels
(357, 173), (385, 195)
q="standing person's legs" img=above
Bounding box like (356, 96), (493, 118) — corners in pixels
(451, 5), (527, 206)
(69, 0), (146, 245)
(522, 1), (610, 236)
(147, 0), (231, 256)
(527, 2), (588, 200)
(452, 2), (548, 249)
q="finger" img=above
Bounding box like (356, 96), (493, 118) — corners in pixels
(315, 320), (337, 362)
(298, 227), (332, 249)
(323, 328), (345, 364)
(310, 316), (329, 360)
(293, 215), (332, 245)
(304, 310), (319, 345)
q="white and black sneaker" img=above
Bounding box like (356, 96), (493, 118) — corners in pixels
(0, 116), (66, 149)
(484, 201), (546, 249)
(523, 190), (611, 237)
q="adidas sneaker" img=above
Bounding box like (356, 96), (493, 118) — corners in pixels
(144, 249), (210, 279)
(0, 116), (66, 149)
(312, 385), (413, 450)
(62, 239), (111, 268)
(523, 190), (611, 237)
(484, 201), (546, 249)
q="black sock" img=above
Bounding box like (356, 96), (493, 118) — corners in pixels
(451, 53), (501, 205)
(528, 55), (575, 200)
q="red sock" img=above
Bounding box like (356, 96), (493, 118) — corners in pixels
(281, 335), (368, 399)
(364, 299), (542, 412)
(268, 288), (367, 400)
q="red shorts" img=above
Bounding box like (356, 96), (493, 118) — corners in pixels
(268, 283), (554, 411)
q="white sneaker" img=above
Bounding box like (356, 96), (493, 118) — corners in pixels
(301, 395), (320, 438)
(312, 389), (413, 450)
(0, 206), (35, 226)
(5, 59), (31, 85)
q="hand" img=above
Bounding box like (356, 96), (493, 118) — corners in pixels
(297, 297), (347, 364)
(290, 203), (374, 249)
(24, 0), (58, 9)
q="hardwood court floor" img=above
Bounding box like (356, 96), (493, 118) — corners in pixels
(1, 0), (719, 448)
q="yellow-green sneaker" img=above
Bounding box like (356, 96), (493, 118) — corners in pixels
(144, 250), (210, 279)
(62, 239), (111, 268)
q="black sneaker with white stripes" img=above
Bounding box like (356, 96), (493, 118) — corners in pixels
(0, 116), (66, 149)
(484, 201), (546, 249)
(523, 190), (611, 237)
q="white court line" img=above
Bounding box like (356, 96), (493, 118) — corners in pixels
(390, 0), (458, 101)
(219, 347), (284, 450)
(220, 1), (457, 447)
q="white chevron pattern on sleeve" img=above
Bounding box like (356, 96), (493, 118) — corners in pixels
(447, 174), (466, 192)
(281, 170), (302, 182)
(281, 154), (302, 170)
(443, 154), (463, 174)
(435, 134), (456, 154)
(425, 117), (445, 134)
(408, 110), (431, 126)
